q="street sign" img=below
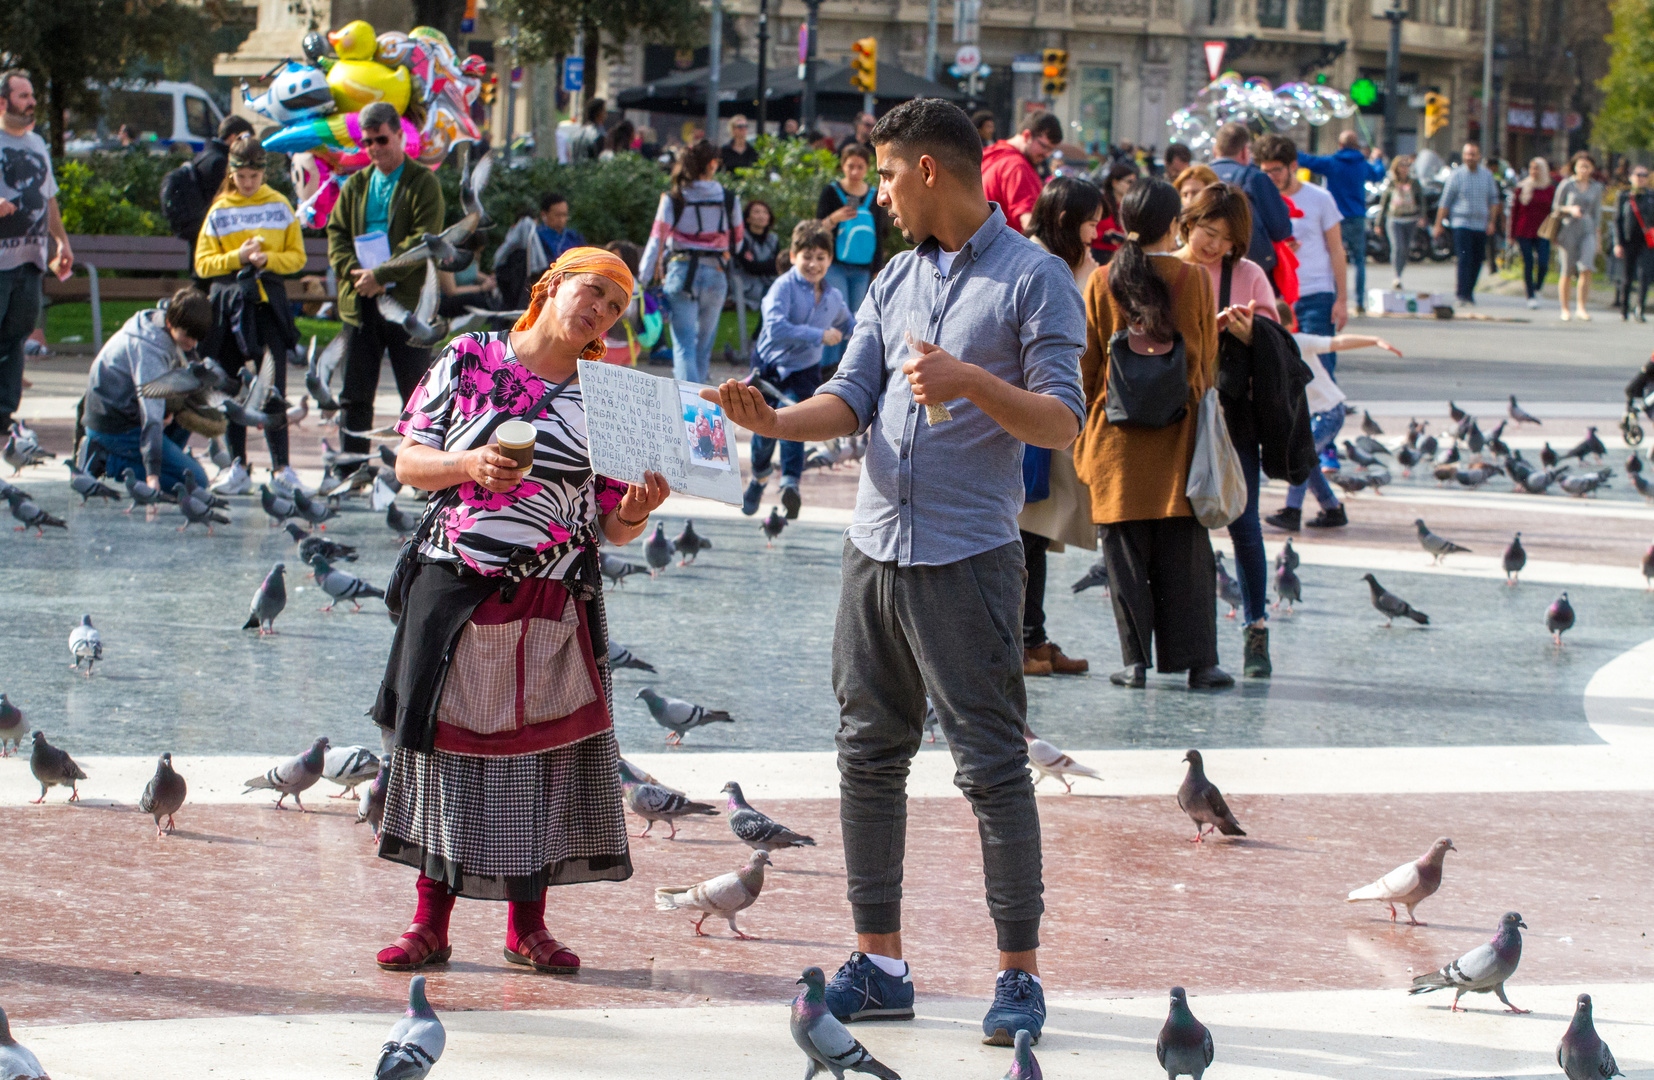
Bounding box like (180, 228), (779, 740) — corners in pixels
(954, 45), (981, 70)
(562, 58), (584, 93)
(1203, 41), (1226, 81)
(1011, 53), (1043, 74)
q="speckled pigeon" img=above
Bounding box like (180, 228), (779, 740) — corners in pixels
(1547, 592), (1575, 647)
(0, 693), (27, 757)
(65, 460), (120, 504)
(243, 735), (329, 810)
(6, 489), (64, 536)
(0, 1004), (48, 1080)
(722, 780), (815, 851)
(644, 522), (672, 576)
(1415, 519), (1470, 564)
(1559, 993), (1622, 1080)
(608, 640), (655, 672)
(1504, 533), (1526, 584)
(636, 687), (733, 745)
(376, 975), (445, 1080)
(29, 731), (86, 803)
(1346, 837), (1454, 924)
(1156, 987), (1214, 1080)
(243, 562), (287, 634)
(654, 848), (769, 938)
(1025, 731), (1100, 793)
(307, 554), (384, 612)
(138, 752), (187, 838)
(1177, 749), (1244, 843)
(673, 518), (713, 564)
(1070, 558), (1109, 594)
(68, 614), (102, 676)
(618, 758), (717, 838)
(1361, 574), (1428, 627)
(791, 966), (902, 1079)
(322, 745), (380, 797)
(1409, 911), (1528, 1012)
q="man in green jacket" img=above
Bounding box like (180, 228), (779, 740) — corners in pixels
(327, 101), (445, 455)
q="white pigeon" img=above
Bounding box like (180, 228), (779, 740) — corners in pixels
(67, 614), (102, 677)
(1025, 730), (1101, 793)
(0, 1004), (47, 1080)
(322, 744), (380, 798)
(376, 975), (445, 1080)
(654, 849), (769, 939)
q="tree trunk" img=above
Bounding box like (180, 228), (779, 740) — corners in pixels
(583, 21), (602, 113)
(47, 75), (66, 159)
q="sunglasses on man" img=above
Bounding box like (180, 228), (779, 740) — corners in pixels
(363, 133), (396, 147)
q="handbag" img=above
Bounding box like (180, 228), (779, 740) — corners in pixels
(1186, 387), (1247, 528)
(1103, 328), (1189, 428)
(1538, 210), (1564, 242)
(1632, 198), (1654, 248)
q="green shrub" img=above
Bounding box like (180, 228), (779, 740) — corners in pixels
(79, 149), (184, 215)
(54, 158), (165, 236)
(438, 151), (670, 258)
(723, 136), (844, 244)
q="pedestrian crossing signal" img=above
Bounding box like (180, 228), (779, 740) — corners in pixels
(1424, 92), (1450, 137)
(851, 38), (878, 94)
(1041, 49), (1068, 97)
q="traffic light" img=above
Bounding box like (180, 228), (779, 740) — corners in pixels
(850, 37), (878, 94)
(1423, 91), (1450, 137)
(480, 74), (498, 106)
(1041, 48), (1068, 97)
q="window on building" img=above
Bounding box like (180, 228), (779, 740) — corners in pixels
(1077, 67), (1114, 155)
(1257, 0), (1288, 27)
(1297, 0), (1325, 29)
(1428, 0), (1456, 24)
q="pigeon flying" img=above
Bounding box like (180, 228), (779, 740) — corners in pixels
(1346, 837), (1455, 924)
(636, 687), (733, 745)
(1157, 987), (1214, 1080)
(243, 563), (288, 634)
(243, 736), (329, 810)
(1558, 993), (1622, 1080)
(723, 780), (816, 851)
(1409, 911), (1529, 1013)
(138, 752), (188, 837)
(618, 758), (717, 838)
(1362, 574), (1429, 627)
(1177, 749), (1244, 843)
(68, 614), (102, 676)
(791, 966), (902, 1080)
(1504, 533), (1526, 585)
(654, 848), (769, 938)
(1415, 519), (1470, 564)
(29, 731), (87, 803)
(1025, 731), (1101, 793)
(1547, 591), (1576, 647)
(376, 975), (446, 1080)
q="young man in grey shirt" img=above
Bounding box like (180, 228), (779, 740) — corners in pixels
(703, 98), (1085, 1048)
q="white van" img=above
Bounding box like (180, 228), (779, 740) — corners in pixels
(64, 81), (227, 155)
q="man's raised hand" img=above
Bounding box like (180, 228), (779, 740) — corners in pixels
(701, 380), (781, 438)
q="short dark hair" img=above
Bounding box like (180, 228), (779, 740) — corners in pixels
(0, 69), (31, 102)
(839, 142), (872, 165)
(791, 219), (835, 256)
(584, 97), (607, 124)
(1254, 133), (1297, 168)
(605, 239), (641, 277)
(1021, 111), (1063, 144)
(218, 114), (254, 142)
(1166, 142), (1192, 165)
(359, 101), (400, 132)
(539, 191), (568, 213)
(164, 288), (214, 341)
(869, 98), (982, 179)
(971, 110), (995, 130)
(1214, 121), (1252, 158)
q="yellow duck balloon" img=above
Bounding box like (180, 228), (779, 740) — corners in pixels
(325, 20), (411, 114)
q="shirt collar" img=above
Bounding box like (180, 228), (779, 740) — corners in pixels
(915, 204), (1008, 268)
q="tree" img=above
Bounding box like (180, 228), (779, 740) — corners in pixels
(489, 0), (703, 107)
(1596, 0), (1654, 150)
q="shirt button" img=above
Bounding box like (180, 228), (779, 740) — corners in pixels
(909, 405), (916, 414)
(901, 450), (907, 459)
(900, 498), (907, 505)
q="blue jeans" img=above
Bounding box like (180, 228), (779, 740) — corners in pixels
(87, 423), (206, 492)
(1517, 237), (1552, 299)
(749, 364), (824, 485)
(1285, 403), (1346, 510)
(1340, 217), (1368, 309)
(1453, 227), (1487, 303)
(821, 262), (871, 368)
(1293, 290), (1337, 376)
(663, 256), (729, 384)
(1226, 436), (1267, 625)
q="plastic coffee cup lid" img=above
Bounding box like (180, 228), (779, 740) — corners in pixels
(496, 420), (537, 447)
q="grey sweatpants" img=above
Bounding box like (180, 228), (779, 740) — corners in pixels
(833, 539), (1044, 953)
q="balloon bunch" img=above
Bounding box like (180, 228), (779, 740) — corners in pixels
(240, 20), (489, 228)
(1166, 72), (1357, 154)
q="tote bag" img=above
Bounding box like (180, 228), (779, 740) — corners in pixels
(1186, 387), (1247, 528)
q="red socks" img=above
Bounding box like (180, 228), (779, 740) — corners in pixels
(506, 891), (547, 953)
(376, 875), (455, 966)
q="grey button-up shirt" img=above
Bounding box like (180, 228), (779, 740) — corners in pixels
(816, 204), (1086, 567)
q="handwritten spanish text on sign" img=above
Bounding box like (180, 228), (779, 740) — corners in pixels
(579, 361), (745, 505)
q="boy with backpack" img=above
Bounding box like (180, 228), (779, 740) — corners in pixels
(742, 220), (855, 519)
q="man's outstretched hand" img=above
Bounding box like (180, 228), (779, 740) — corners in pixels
(701, 380), (781, 438)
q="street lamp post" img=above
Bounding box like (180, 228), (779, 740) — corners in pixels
(707, 0), (723, 142)
(1481, 0), (1497, 153)
(925, 0), (940, 82)
(1382, 1), (1404, 160)
(802, 0), (821, 134)
(756, 0), (770, 137)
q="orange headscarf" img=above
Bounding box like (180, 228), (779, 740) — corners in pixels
(513, 247), (637, 361)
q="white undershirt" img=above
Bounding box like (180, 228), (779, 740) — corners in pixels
(936, 247), (960, 278)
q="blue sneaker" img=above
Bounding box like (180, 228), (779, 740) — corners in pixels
(741, 477), (765, 516)
(824, 952), (915, 1022)
(982, 969), (1045, 1046)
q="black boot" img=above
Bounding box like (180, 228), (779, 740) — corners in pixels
(1188, 665), (1234, 689)
(1265, 506), (1302, 532)
(1109, 663), (1146, 688)
(1305, 504), (1348, 528)
(1244, 626), (1272, 678)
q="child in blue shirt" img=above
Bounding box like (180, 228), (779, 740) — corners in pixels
(742, 220), (855, 518)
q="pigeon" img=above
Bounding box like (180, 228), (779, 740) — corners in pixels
(210, 458), (251, 496)
(0, 693), (27, 757)
(1487, 420), (1510, 459)
(172, 482), (231, 535)
(791, 967), (903, 1080)
(1071, 558), (1109, 594)
(600, 552), (646, 588)
(0, 477), (32, 503)
(1275, 537), (1299, 572)
(922, 699), (940, 743)
(243, 563), (287, 634)
(292, 486), (338, 529)
(1448, 400), (1467, 423)
(1505, 452), (1533, 483)
(307, 554), (384, 612)
(1346, 837), (1455, 924)
(1541, 441), (1560, 468)
(319, 438), (373, 474)
(1001, 1028), (1042, 1080)
(29, 731), (87, 803)
(285, 522), (357, 563)
(1465, 421), (1486, 457)
(673, 519), (712, 565)
(1558, 993), (1622, 1080)
(208, 436), (232, 470)
(1273, 562), (1300, 612)
(306, 333), (346, 413)
(1396, 444), (1421, 473)
(0, 1004), (48, 1080)
(1177, 749), (1244, 843)
(1566, 426), (1607, 461)
(1025, 731), (1101, 793)
(1355, 434), (1390, 458)
(1409, 911), (1529, 1012)
(1520, 467), (1559, 494)
(1454, 464), (1498, 488)
(116, 471), (176, 512)
(1417, 433), (1439, 458)
(5, 488), (65, 536)
(65, 460), (120, 503)
(1547, 591), (1575, 647)
(375, 262), (449, 346)
(1365, 466), (1393, 491)
(387, 501), (420, 538)
(243, 736), (330, 810)
(68, 614), (102, 676)
(1361, 410), (1384, 437)
(1362, 573), (1429, 627)
(1560, 472), (1608, 498)
(1644, 544), (1654, 591)
(1509, 395), (1542, 425)
(286, 394), (309, 427)
(322, 745), (380, 797)
(644, 522), (672, 576)
(1343, 439), (1380, 468)
(1628, 451), (1643, 476)
(761, 506), (787, 547)
(184, 469), (230, 510)
(259, 483), (298, 525)
(358, 766), (389, 839)
(1504, 533), (1526, 584)
(1332, 472), (1371, 494)
(654, 848), (769, 938)
(317, 462), (380, 499)
(722, 780), (816, 851)
(376, 975), (446, 1080)
(618, 759), (718, 838)
(637, 687), (733, 745)
(1214, 552), (1242, 618)
(3, 433), (51, 475)
(1156, 987), (1214, 1080)
(1415, 519), (1470, 564)
(370, 470), (402, 511)
(1434, 439), (1461, 467)
(608, 641), (656, 672)
(138, 752), (187, 837)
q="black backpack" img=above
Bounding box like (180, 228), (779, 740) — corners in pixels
(160, 162), (209, 243)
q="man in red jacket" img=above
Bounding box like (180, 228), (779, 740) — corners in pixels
(981, 111), (1061, 234)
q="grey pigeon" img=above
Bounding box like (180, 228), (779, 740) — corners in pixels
(307, 554), (384, 612)
(1520, 467), (1559, 494)
(1541, 441), (1560, 467)
(1368, 465), (1394, 489)
(322, 744), (380, 797)
(1361, 410), (1383, 437)
(1627, 451), (1642, 475)
(1355, 434), (1390, 458)
(1071, 558), (1109, 594)
(608, 640), (656, 672)
(243, 563), (287, 634)
(0, 1004), (48, 1080)
(644, 522), (672, 576)
(358, 766), (389, 839)
(1465, 421), (1485, 457)
(0, 693), (27, 757)
(1177, 749), (1244, 843)
(1362, 573), (1428, 627)
(791, 967), (902, 1079)
(1558, 993), (1622, 1080)
(673, 519), (713, 565)
(923, 699), (940, 744)
(1275, 537), (1298, 572)
(1454, 464), (1498, 488)
(723, 780), (816, 851)
(1547, 591), (1575, 647)
(183, 469), (230, 510)
(259, 483), (298, 525)
(1487, 420), (1510, 458)
(172, 482), (230, 535)
(138, 752), (187, 837)
(636, 686), (733, 745)
(761, 506), (787, 547)
(618, 759), (717, 838)
(1415, 519), (1470, 564)
(387, 501), (419, 538)
(1409, 911), (1529, 1012)
(1272, 562), (1300, 612)
(654, 848), (769, 938)
(1396, 444), (1421, 473)
(306, 333), (345, 413)
(243, 735), (330, 810)
(1565, 426), (1607, 461)
(29, 731), (87, 803)
(1332, 472), (1371, 495)
(600, 551), (645, 587)
(1635, 471), (1654, 502)
(208, 435), (232, 470)
(317, 462), (379, 499)
(1156, 987), (1214, 1080)
(1509, 395), (1542, 425)
(65, 460), (120, 503)
(5, 489), (64, 536)
(1435, 439), (1461, 466)
(1504, 533), (1526, 584)
(1559, 472), (1608, 498)
(1505, 452), (1533, 483)
(1343, 439), (1380, 468)
(3, 431), (52, 474)
(292, 486), (338, 528)
(285, 522), (357, 563)
(1214, 552), (1242, 618)
(1002, 1028), (1042, 1080)
(1417, 433), (1439, 458)
(68, 614), (102, 675)
(1346, 837), (1455, 924)
(376, 974), (445, 1080)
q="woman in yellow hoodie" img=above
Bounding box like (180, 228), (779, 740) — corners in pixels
(194, 134), (306, 482)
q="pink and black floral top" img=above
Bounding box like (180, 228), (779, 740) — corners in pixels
(397, 332), (628, 577)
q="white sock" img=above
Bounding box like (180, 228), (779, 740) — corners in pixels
(865, 953), (909, 977)
(998, 969), (1042, 986)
